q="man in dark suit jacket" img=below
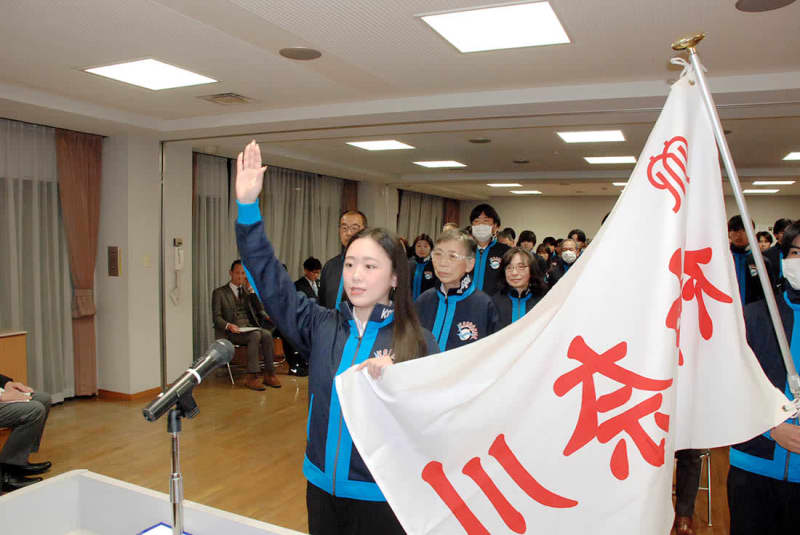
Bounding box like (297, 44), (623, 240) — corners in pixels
(294, 257), (322, 300)
(212, 260), (280, 390)
(0, 374), (52, 492)
(318, 210), (367, 309)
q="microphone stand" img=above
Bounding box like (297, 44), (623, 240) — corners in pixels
(166, 393), (198, 535)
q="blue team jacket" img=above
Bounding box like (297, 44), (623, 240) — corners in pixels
(730, 288), (800, 482)
(415, 275), (499, 351)
(236, 202), (437, 501)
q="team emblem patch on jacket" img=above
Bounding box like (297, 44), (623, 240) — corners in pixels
(424, 271), (433, 280)
(455, 321), (479, 342)
(489, 257), (502, 269)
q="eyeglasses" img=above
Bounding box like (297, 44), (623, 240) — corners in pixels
(505, 264), (530, 273)
(339, 224), (364, 233)
(431, 250), (469, 263)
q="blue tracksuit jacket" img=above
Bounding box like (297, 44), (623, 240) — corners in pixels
(730, 287), (800, 482)
(415, 276), (499, 351)
(236, 201), (438, 501)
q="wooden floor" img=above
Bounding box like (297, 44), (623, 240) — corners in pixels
(24, 370), (732, 534)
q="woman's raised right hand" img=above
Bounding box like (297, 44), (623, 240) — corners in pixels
(236, 140), (267, 204)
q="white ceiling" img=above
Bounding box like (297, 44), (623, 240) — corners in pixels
(0, 0), (798, 198)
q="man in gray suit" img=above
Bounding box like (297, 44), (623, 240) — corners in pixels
(0, 375), (52, 492)
(212, 260), (280, 390)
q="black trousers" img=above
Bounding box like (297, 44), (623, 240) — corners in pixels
(306, 482), (405, 535)
(728, 465), (800, 535)
(674, 449), (702, 517)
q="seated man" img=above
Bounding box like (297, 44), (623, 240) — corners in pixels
(294, 257), (322, 300)
(212, 260), (280, 390)
(0, 375), (52, 492)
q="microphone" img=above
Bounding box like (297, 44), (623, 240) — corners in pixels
(142, 339), (234, 422)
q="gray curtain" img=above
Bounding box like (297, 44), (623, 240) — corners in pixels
(192, 153), (236, 356)
(259, 165), (343, 280)
(397, 190), (445, 242)
(0, 118), (75, 401)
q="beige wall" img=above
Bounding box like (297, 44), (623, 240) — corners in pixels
(162, 142), (194, 381)
(461, 195), (800, 242)
(96, 133), (162, 395)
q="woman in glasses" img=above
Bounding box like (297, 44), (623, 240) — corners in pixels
(492, 248), (547, 329)
(234, 141), (437, 535)
(415, 229), (499, 351)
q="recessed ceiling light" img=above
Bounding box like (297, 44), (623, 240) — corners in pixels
(784, 152), (800, 160)
(469, 138), (492, 144)
(346, 140), (415, 151)
(558, 130), (625, 143)
(413, 160), (466, 168)
(612, 182), (628, 186)
(585, 156), (637, 164)
(487, 183), (522, 187)
(511, 190), (542, 195)
(743, 189), (780, 194)
(753, 180), (795, 185)
(279, 47), (322, 60)
(84, 59), (216, 90)
(420, 1), (570, 53)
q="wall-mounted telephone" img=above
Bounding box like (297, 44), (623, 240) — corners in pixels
(170, 237), (184, 305)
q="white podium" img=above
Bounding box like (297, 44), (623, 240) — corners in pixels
(0, 470), (306, 535)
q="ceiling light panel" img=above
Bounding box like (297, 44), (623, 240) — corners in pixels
(413, 161), (466, 168)
(743, 189), (780, 194)
(487, 183), (522, 187)
(612, 182), (628, 186)
(420, 2), (570, 53)
(558, 130), (625, 143)
(511, 190), (542, 195)
(84, 59), (216, 90)
(752, 180), (795, 185)
(585, 156), (637, 164)
(783, 152), (800, 160)
(346, 140), (415, 151)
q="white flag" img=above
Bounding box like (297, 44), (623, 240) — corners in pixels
(336, 66), (791, 535)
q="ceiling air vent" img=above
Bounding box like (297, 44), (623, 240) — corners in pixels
(197, 92), (254, 105)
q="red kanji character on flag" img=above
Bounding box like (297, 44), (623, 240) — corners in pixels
(666, 247), (734, 364)
(553, 336), (673, 480)
(647, 136), (689, 213)
(422, 434), (577, 535)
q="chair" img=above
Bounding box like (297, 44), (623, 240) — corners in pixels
(698, 449), (712, 527)
(221, 337), (287, 385)
(672, 449), (712, 528)
(0, 428), (11, 450)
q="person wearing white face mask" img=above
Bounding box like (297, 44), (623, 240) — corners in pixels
(728, 221), (800, 535)
(547, 238), (579, 287)
(467, 203), (510, 295)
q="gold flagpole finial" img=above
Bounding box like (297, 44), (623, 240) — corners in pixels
(671, 33), (705, 52)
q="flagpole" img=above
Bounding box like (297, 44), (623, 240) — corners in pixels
(671, 33), (800, 406)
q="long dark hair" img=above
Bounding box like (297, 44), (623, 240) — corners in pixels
(346, 228), (428, 363)
(497, 247), (547, 296)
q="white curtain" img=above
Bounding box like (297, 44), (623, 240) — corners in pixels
(0, 118), (74, 402)
(192, 153), (236, 356)
(259, 166), (343, 280)
(397, 190), (445, 242)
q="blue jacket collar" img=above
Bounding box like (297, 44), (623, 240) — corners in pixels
(439, 274), (473, 297)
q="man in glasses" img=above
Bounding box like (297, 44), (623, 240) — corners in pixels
(318, 210), (368, 310)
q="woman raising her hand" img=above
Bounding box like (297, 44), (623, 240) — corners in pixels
(234, 141), (437, 535)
